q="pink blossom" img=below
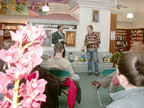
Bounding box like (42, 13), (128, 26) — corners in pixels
(5, 66), (30, 80)
(19, 71), (47, 108)
(10, 27), (28, 43)
(0, 99), (11, 108)
(0, 46), (21, 64)
(0, 72), (11, 94)
(0, 25), (46, 108)
(25, 26), (45, 43)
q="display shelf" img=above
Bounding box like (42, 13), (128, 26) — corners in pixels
(116, 28), (144, 51)
(130, 29), (144, 46)
(1, 23), (26, 40)
(116, 29), (130, 51)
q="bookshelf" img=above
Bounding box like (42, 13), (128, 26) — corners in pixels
(116, 28), (144, 51)
(130, 29), (144, 47)
(1, 23), (26, 40)
(116, 29), (130, 51)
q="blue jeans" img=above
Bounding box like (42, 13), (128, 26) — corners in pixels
(87, 49), (99, 73)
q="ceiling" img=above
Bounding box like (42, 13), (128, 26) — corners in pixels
(118, 0), (144, 2)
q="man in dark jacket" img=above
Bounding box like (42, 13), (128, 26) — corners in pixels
(52, 25), (66, 58)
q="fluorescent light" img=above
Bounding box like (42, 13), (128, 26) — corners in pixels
(42, 5), (50, 12)
(127, 13), (134, 19)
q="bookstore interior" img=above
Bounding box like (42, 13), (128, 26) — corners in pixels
(0, 0), (144, 108)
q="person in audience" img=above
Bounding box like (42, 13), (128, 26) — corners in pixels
(48, 43), (75, 77)
(107, 52), (144, 108)
(52, 25), (66, 58)
(91, 41), (144, 93)
(84, 25), (101, 76)
(32, 66), (60, 108)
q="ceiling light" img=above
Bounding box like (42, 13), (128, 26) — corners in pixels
(42, 5), (50, 12)
(127, 12), (134, 19)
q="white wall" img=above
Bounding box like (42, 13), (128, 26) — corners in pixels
(117, 21), (133, 29)
(73, 7), (111, 52)
(133, 12), (144, 28)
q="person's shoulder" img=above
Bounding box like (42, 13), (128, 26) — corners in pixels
(106, 101), (121, 108)
(60, 58), (71, 64)
(52, 31), (58, 35)
(47, 57), (54, 63)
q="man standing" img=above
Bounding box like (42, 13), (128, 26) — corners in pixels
(52, 25), (66, 57)
(84, 25), (100, 76)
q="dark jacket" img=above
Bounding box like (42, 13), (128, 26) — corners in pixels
(52, 31), (65, 44)
(21, 66), (60, 108)
(32, 66), (60, 108)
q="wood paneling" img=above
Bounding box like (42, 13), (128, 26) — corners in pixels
(109, 14), (117, 53)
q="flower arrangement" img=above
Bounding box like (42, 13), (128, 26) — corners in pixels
(0, 25), (47, 108)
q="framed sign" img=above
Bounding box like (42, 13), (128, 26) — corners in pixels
(42, 30), (52, 46)
(66, 31), (76, 46)
(92, 10), (99, 22)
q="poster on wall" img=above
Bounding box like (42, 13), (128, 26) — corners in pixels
(66, 31), (76, 47)
(111, 31), (116, 40)
(42, 30), (52, 46)
(92, 10), (99, 22)
(0, 0), (69, 16)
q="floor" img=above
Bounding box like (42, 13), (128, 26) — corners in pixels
(59, 72), (113, 108)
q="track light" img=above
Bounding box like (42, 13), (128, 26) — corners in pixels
(42, 4), (50, 12)
(127, 12), (134, 19)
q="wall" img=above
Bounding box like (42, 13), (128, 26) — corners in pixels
(133, 12), (144, 28)
(117, 21), (133, 29)
(132, 1), (144, 28)
(73, 7), (111, 52)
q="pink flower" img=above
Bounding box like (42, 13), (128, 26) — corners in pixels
(27, 26), (45, 41)
(10, 27), (28, 43)
(10, 25), (45, 45)
(5, 65), (32, 80)
(0, 99), (11, 108)
(19, 71), (47, 108)
(0, 72), (11, 94)
(0, 25), (46, 108)
(0, 46), (21, 64)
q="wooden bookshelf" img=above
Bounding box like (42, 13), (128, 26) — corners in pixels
(1, 23), (26, 40)
(116, 29), (131, 51)
(116, 28), (144, 51)
(130, 28), (144, 47)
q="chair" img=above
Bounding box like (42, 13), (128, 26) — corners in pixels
(48, 68), (71, 95)
(97, 68), (116, 107)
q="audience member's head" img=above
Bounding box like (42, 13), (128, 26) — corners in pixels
(117, 52), (144, 90)
(57, 25), (64, 32)
(2, 39), (14, 50)
(87, 25), (93, 33)
(54, 43), (64, 54)
(130, 41), (144, 52)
